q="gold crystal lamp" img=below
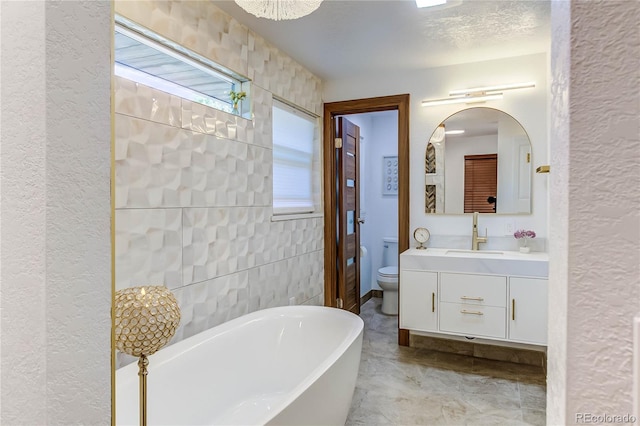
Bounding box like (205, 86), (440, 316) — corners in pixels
(114, 286), (181, 426)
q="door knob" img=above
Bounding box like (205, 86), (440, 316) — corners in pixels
(357, 218), (365, 224)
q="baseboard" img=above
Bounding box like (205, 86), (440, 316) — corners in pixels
(360, 289), (384, 306)
(360, 291), (372, 306)
(410, 334), (547, 367)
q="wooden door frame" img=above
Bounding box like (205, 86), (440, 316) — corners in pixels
(322, 94), (411, 346)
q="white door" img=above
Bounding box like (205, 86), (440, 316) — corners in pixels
(400, 270), (438, 332)
(508, 277), (548, 344)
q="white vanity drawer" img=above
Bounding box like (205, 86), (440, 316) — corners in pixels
(440, 273), (506, 307)
(439, 302), (506, 339)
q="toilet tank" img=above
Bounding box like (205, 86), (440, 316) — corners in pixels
(382, 237), (399, 267)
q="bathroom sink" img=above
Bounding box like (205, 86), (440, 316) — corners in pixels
(400, 248), (549, 277)
(445, 249), (504, 257)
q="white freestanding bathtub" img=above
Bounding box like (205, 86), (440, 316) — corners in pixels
(116, 305), (364, 425)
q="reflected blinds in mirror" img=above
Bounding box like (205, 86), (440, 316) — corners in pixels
(464, 154), (497, 213)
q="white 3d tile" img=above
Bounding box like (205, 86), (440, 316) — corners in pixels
(115, 208), (182, 290)
(114, 0), (325, 361)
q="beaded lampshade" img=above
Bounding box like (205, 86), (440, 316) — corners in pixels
(234, 0), (323, 20)
(114, 285), (181, 357)
(114, 286), (180, 426)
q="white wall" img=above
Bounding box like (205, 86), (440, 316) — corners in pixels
(325, 53), (549, 251)
(0, 1), (111, 423)
(548, 1), (640, 424)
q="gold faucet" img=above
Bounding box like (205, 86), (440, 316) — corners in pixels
(472, 211), (488, 250)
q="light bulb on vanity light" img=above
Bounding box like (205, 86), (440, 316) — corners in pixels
(421, 93), (504, 107)
(445, 129), (465, 135)
(448, 82), (536, 96)
(421, 81), (535, 108)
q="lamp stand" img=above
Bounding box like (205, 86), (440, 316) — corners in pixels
(138, 355), (149, 426)
(115, 286), (180, 426)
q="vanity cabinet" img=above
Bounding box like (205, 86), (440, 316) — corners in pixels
(439, 273), (507, 339)
(399, 252), (548, 348)
(399, 270), (438, 332)
(508, 277), (548, 344)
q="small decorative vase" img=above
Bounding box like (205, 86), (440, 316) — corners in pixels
(520, 246), (530, 253)
(232, 103), (239, 115)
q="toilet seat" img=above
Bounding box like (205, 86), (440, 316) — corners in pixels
(377, 266), (398, 278)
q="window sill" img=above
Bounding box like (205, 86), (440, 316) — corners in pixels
(271, 212), (324, 222)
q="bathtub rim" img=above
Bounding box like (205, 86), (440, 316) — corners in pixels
(115, 305), (364, 424)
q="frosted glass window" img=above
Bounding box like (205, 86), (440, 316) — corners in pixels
(114, 16), (247, 115)
(272, 100), (318, 215)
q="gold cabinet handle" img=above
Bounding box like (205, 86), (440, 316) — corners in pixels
(512, 299), (515, 321)
(431, 292), (435, 312)
(460, 296), (484, 301)
(460, 309), (484, 316)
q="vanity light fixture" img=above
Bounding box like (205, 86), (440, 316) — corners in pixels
(235, 0), (323, 20)
(421, 81), (535, 107)
(445, 129), (465, 135)
(416, 0), (447, 7)
(448, 82), (536, 96)
(421, 93), (503, 107)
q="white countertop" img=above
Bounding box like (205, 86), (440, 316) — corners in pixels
(400, 247), (549, 278)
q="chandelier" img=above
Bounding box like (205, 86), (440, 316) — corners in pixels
(235, 0), (323, 21)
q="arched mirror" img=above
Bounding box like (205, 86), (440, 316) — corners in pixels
(425, 107), (532, 215)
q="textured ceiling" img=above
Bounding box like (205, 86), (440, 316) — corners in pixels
(212, 0), (551, 81)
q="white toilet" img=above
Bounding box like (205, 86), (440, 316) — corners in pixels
(377, 237), (399, 315)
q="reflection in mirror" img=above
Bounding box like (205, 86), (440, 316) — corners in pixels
(426, 143), (436, 174)
(425, 107), (532, 215)
(426, 185), (436, 213)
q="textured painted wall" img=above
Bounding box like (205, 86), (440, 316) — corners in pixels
(0, 1), (111, 423)
(566, 0), (640, 420)
(547, 1), (570, 424)
(0, 2), (47, 423)
(114, 1), (325, 367)
(549, 1), (640, 424)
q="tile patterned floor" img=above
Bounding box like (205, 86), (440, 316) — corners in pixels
(346, 298), (546, 426)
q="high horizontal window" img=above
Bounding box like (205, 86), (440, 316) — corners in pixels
(114, 16), (247, 115)
(272, 100), (319, 215)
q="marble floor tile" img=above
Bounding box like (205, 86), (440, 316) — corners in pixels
(346, 298), (547, 426)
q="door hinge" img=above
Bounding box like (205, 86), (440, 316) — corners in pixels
(335, 138), (343, 149)
(336, 298), (344, 309)
(527, 153), (531, 163)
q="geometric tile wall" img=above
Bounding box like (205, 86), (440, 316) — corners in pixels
(114, 0), (323, 115)
(115, 113), (271, 209)
(114, 1), (325, 366)
(115, 208), (182, 290)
